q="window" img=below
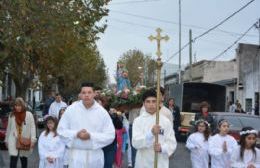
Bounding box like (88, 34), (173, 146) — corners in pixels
(245, 98), (252, 112)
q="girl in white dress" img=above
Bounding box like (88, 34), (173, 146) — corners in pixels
(209, 119), (238, 168)
(38, 116), (65, 168)
(231, 127), (260, 168)
(186, 119), (210, 168)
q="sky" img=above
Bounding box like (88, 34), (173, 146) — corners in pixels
(96, 0), (260, 83)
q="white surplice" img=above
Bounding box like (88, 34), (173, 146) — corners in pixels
(57, 100), (115, 168)
(132, 110), (177, 168)
(186, 132), (209, 168)
(140, 105), (174, 126)
(209, 134), (237, 168)
(38, 131), (65, 168)
(48, 101), (67, 118)
(231, 146), (260, 168)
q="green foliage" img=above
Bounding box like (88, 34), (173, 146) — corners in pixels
(0, 0), (109, 97)
(118, 49), (156, 88)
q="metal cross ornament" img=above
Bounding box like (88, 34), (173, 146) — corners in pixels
(148, 28), (169, 168)
(148, 28), (169, 58)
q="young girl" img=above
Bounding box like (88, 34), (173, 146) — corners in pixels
(231, 127), (260, 168)
(38, 116), (65, 168)
(209, 119), (238, 168)
(186, 119), (211, 168)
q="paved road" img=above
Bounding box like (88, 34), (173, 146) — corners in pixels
(0, 142), (191, 168)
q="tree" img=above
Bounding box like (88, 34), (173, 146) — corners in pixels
(0, 0), (109, 98)
(118, 49), (156, 88)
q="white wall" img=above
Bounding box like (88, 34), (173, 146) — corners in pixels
(203, 60), (237, 83)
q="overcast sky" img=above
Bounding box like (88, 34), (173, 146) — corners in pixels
(96, 0), (260, 83)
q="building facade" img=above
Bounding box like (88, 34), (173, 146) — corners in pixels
(237, 43), (260, 113)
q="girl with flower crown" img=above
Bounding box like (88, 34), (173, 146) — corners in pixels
(209, 119), (238, 168)
(231, 127), (260, 168)
(186, 119), (211, 168)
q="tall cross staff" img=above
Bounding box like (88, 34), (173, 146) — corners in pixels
(148, 28), (169, 168)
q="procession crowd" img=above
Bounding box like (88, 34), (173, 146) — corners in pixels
(1, 81), (260, 168)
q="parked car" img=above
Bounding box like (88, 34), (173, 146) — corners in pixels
(211, 112), (260, 148)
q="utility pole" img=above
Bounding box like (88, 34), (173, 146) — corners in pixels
(178, 0), (182, 84)
(255, 18), (260, 46)
(189, 29), (192, 81)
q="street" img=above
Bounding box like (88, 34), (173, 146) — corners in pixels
(0, 142), (191, 168)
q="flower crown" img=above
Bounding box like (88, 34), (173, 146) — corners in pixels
(195, 119), (210, 127)
(239, 130), (258, 136)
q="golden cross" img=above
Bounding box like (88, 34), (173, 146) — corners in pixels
(148, 28), (169, 168)
(148, 28), (169, 58)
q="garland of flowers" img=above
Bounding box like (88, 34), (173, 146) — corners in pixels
(102, 88), (147, 110)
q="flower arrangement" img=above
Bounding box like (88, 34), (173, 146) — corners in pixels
(102, 87), (147, 112)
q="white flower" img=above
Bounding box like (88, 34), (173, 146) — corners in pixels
(73, 21), (79, 25)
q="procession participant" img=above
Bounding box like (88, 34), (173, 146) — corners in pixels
(195, 101), (213, 125)
(231, 127), (260, 168)
(132, 89), (177, 168)
(48, 93), (67, 119)
(38, 116), (65, 168)
(186, 119), (211, 168)
(208, 119), (237, 168)
(140, 87), (173, 125)
(57, 81), (115, 168)
(58, 108), (69, 168)
(5, 97), (36, 168)
(167, 98), (181, 139)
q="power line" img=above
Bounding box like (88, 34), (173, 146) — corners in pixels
(109, 18), (159, 30)
(107, 20), (237, 47)
(110, 8), (257, 38)
(110, 0), (161, 5)
(193, 0), (255, 41)
(199, 22), (257, 69)
(165, 0), (256, 62)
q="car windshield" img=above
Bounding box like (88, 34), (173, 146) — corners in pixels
(239, 117), (260, 130)
(219, 115), (243, 130)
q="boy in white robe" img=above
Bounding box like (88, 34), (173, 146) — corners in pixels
(48, 93), (67, 118)
(132, 89), (177, 168)
(57, 82), (115, 168)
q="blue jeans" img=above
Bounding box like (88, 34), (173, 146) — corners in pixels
(103, 142), (117, 168)
(129, 124), (137, 167)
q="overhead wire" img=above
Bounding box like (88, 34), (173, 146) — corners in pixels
(197, 22), (257, 70)
(110, 8), (257, 38)
(165, 0), (256, 62)
(110, 0), (161, 5)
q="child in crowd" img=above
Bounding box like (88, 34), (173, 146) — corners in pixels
(231, 127), (260, 168)
(114, 111), (125, 168)
(186, 119), (211, 168)
(38, 116), (65, 168)
(209, 119), (237, 168)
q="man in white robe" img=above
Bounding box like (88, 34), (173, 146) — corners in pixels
(132, 89), (177, 168)
(48, 93), (67, 118)
(57, 82), (115, 168)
